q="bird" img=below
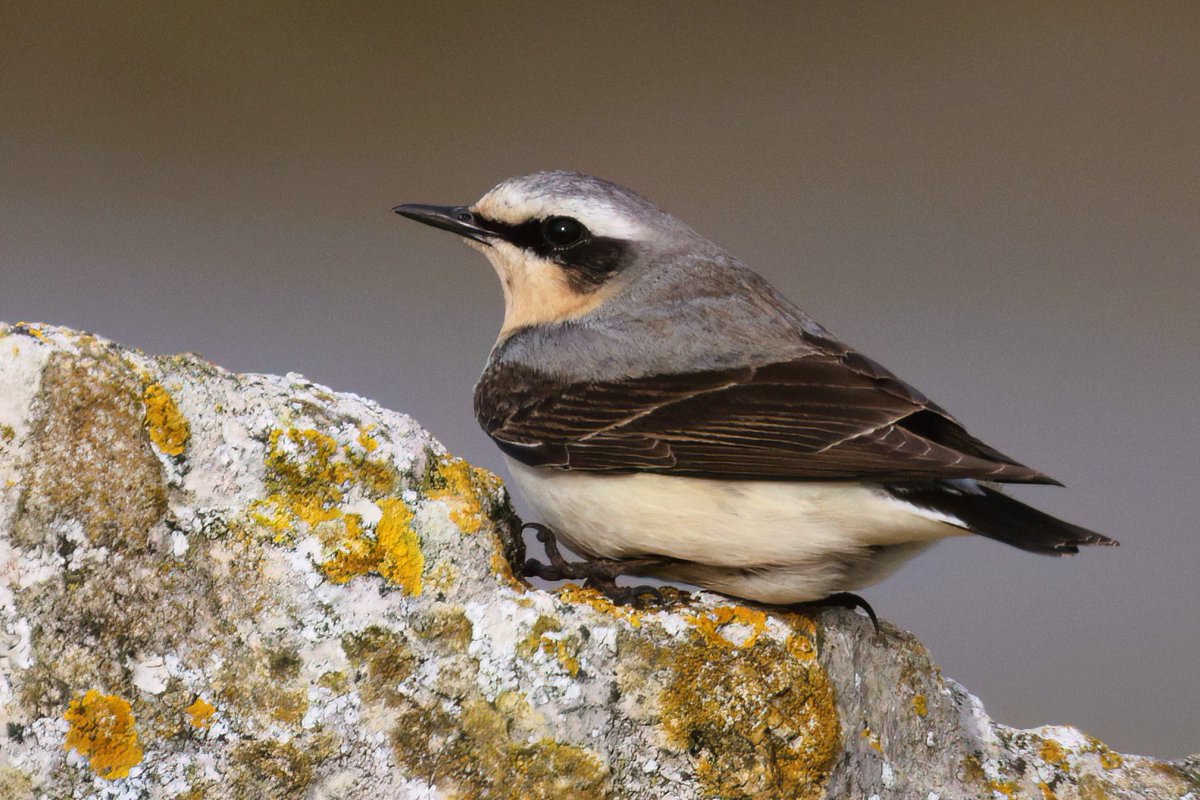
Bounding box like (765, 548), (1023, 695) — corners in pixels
(394, 171), (1117, 616)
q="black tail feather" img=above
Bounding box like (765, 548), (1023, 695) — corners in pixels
(888, 482), (1119, 555)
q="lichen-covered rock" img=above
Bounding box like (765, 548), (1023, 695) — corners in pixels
(0, 322), (1195, 800)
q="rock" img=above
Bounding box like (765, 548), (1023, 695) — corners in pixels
(0, 321), (1194, 800)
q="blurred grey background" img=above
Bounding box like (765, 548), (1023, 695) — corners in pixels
(1, 1), (1196, 758)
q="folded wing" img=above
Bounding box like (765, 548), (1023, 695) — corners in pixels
(476, 343), (1058, 485)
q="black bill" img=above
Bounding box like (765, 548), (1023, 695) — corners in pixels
(392, 203), (497, 244)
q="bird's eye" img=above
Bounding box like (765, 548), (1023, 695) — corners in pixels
(542, 216), (586, 248)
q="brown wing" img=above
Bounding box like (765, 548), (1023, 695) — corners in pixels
(475, 351), (1057, 485)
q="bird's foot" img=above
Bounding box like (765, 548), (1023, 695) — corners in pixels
(789, 592), (881, 633)
(521, 523), (670, 607)
(582, 578), (671, 607)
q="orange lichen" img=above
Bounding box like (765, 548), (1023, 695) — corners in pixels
(316, 514), (375, 581)
(518, 616), (581, 677)
(987, 779), (1019, 797)
(785, 612), (819, 639)
(787, 632), (816, 659)
(186, 697), (216, 729)
(374, 498), (424, 593)
(63, 690), (144, 780)
(261, 428), (357, 531)
(687, 606), (768, 648)
(557, 584), (644, 627)
(912, 693), (928, 718)
(252, 426), (425, 591)
(356, 425), (380, 452)
(1040, 738), (1067, 765)
(1038, 781), (1059, 800)
(657, 615), (839, 799)
(427, 454), (503, 534)
(142, 382), (190, 456)
(861, 727), (883, 753)
(490, 544), (526, 590)
(319, 499), (423, 594)
(1083, 735), (1124, 770)
(247, 501), (301, 543)
(14, 321), (50, 342)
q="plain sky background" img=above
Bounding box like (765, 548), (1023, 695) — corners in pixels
(2, 2), (1197, 758)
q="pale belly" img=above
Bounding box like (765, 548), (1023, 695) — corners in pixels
(505, 457), (968, 603)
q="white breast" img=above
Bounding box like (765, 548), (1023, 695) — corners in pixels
(505, 458), (969, 602)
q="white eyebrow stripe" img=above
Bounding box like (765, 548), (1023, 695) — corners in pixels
(473, 186), (648, 241)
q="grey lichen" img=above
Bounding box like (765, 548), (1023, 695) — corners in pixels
(16, 349), (167, 552)
(0, 323), (1195, 800)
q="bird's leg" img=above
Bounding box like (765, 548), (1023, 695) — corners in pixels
(521, 523), (574, 578)
(521, 523), (671, 606)
(521, 523), (661, 582)
(789, 592), (881, 633)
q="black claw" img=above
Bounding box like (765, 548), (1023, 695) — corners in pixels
(789, 592), (881, 634)
(598, 582), (668, 607)
(825, 592), (881, 632)
(522, 557), (559, 581)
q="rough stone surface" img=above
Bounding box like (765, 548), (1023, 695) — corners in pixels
(0, 322), (1195, 800)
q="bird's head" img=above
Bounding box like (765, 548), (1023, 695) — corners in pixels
(395, 171), (703, 339)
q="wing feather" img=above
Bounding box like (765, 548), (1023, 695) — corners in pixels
(475, 349), (1056, 484)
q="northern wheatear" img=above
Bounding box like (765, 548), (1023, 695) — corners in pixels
(395, 171), (1115, 614)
